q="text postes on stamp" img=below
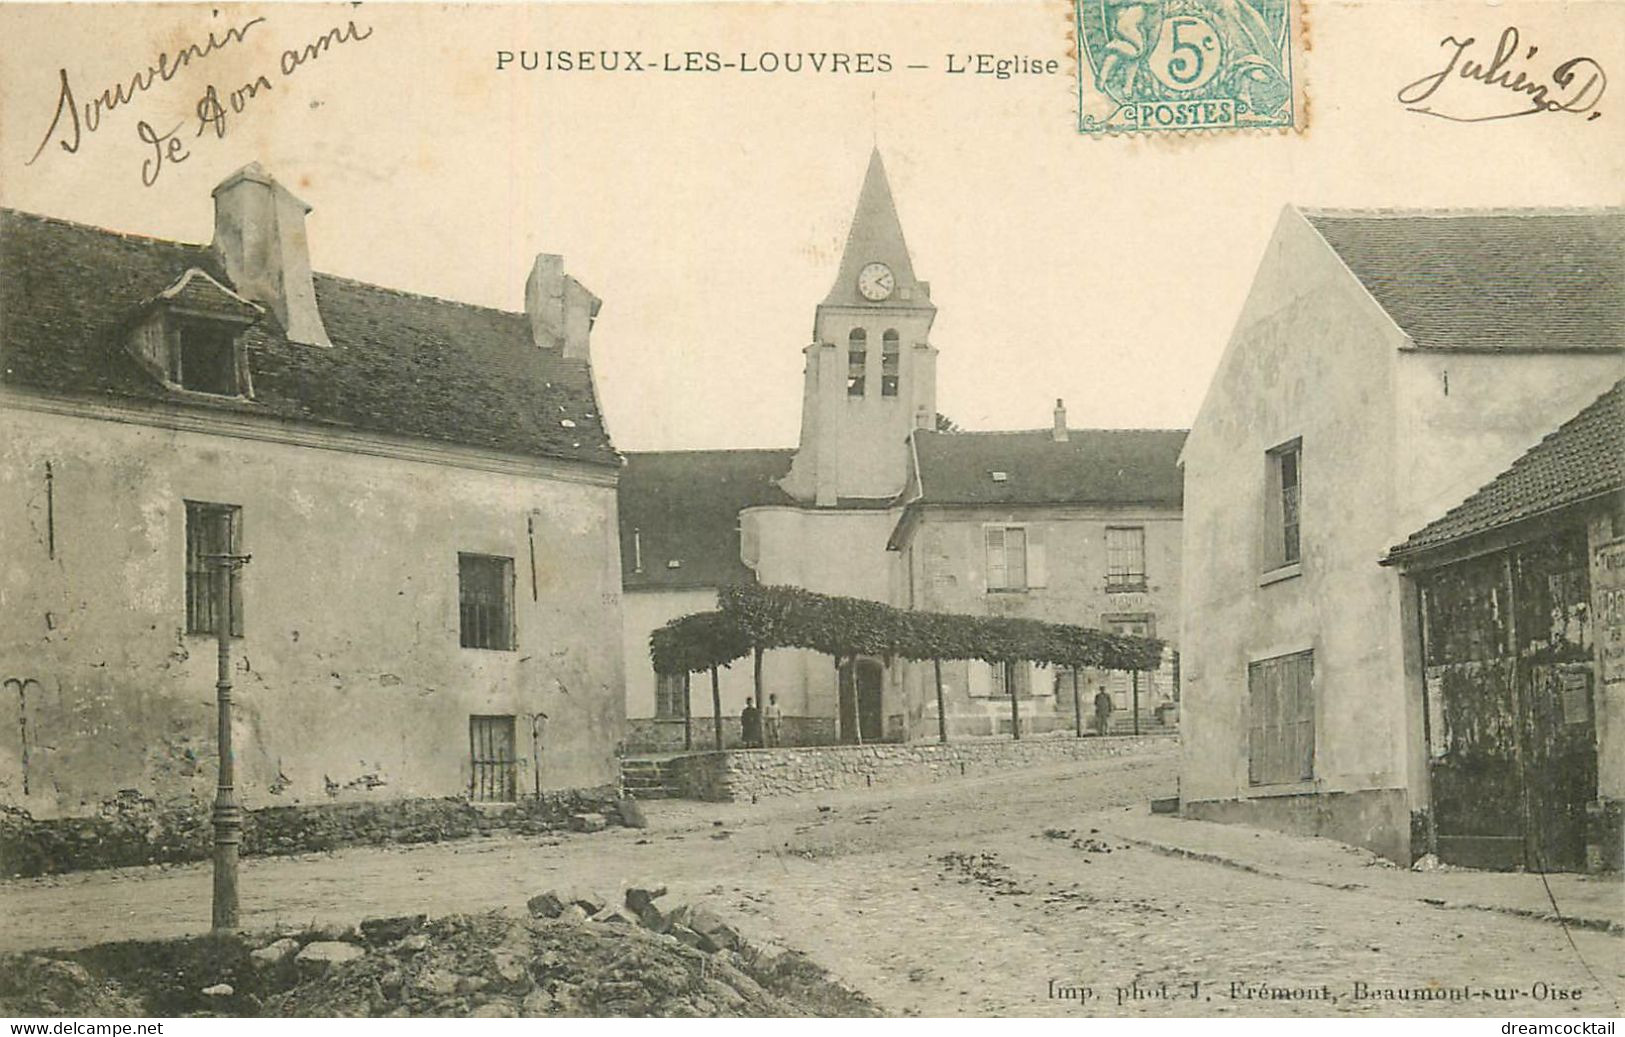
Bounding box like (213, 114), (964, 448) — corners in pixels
(1075, 0), (1298, 135)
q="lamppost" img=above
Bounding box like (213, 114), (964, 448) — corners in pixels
(207, 543), (251, 933)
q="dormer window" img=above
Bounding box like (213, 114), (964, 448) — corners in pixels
(178, 323), (239, 395)
(125, 268), (262, 399)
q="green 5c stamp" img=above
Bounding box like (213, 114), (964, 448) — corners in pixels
(1075, 0), (1299, 134)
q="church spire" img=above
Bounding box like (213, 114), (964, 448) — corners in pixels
(821, 149), (930, 309)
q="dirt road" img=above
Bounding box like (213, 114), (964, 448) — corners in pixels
(2, 743), (1619, 1017)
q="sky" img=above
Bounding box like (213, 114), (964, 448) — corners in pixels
(2, 1), (1620, 451)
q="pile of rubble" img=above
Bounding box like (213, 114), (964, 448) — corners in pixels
(0, 886), (876, 1017)
(260, 888), (870, 1017)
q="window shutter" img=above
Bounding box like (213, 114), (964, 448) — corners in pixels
(1027, 524), (1047, 588)
(1007, 527), (1028, 589)
(968, 659), (992, 698)
(984, 527), (1006, 590)
(1293, 653), (1315, 780)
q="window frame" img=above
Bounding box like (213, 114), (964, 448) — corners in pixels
(846, 328), (868, 397)
(1105, 525), (1148, 592)
(1265, 438), (1303, 573)
(984, 524), (1029, 592)
(458, 552), (517, 651)
(655, 671), (687, 719)
(880, 329), (900, 397)
(1247, 649), (1315, 786)
(990, 659), (1034, 700)
(184, 500), (244, 637)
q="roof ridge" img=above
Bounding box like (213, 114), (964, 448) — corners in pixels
(626, 447), (797, 458)
(923, 426), (1190, 437)
(311, 269), (530, 321)
(2, 207), (215, 252)
(1300, 205), (1625, 219)
(2, 206), (531, 323)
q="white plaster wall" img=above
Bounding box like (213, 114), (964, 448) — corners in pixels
(1180, 208), (1411, 806)
(621, 587), (755, 718)
(0, 398), (625, 815)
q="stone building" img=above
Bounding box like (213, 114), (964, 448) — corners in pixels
(1179, 205), (1623, 863)
(1383, 379), (1623, 871)
(887, 415), (1185, 737)
(619, 151), (1186, 749)
(0, 164), (626, 816)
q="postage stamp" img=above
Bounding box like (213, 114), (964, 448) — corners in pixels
(1074, 0), (1299, 135)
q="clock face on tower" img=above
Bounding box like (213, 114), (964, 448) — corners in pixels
(857, 262), (895, 302)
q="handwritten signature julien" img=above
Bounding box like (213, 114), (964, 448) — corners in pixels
(1398, 27), (1605, 122)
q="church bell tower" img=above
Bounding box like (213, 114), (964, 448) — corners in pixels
(780, 150), (938, 507)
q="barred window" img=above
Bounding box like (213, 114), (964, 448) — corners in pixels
(459, 553), (515, 650)
(185, 501), (242, 636)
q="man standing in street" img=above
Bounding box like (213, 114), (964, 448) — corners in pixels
(763, 693), (784, 747)
(1094, 688), (1114, 737)
(741, 698), (762, 749)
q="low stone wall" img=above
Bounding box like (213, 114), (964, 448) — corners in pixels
(0, 786), (620, 879)
(623, 716), (837, 754)
(661, 733), (1176, 802)
(1182, 788), (1409, 865)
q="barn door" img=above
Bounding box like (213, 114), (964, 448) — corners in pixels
(1421, 532), (1597, 872)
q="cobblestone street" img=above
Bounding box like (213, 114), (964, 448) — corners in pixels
(2, 742), (1619, 1017)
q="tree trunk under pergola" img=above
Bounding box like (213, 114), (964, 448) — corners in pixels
(1071, 669), (1082, 738)
(683, 671), (693, 751)
(710, 666), (723, 750)
(1007, 660), (1021, 740)
(934, 658), (947, 744)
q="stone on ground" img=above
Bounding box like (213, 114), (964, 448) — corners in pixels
(526, 891), (566, 918)
(360, 914), (426, 944)
(568, 813), (608, 833)
(295, 941), (365, 969)
(614, 798), (648, 829)
(250, 938), (300, 967)
(624, 884), (668, 913)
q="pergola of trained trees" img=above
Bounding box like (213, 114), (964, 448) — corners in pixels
(648, 584), (1164, 749)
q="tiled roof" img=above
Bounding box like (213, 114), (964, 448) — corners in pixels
(619, 449), (795, 591)
(150, 268), (262, 321)
(1388, 379), (1624, 560)
(912, 428), (1187, 507)
(1303, 209), (1625, 353)
(0, 209), (617, 467)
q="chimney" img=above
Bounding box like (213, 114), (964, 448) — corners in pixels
(1052, 398), (1069, 442)
(210, 163), (331, 347)
(525, 253), (601, 361)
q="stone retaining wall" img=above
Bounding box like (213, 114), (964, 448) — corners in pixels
(623, 716), (837, 754)
(661, 734), (1176, 802)
(0, 786), (620, 878)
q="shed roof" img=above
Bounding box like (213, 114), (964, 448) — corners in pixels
(0, 208), (617, 466)
(1387, 378), (1624, 561)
